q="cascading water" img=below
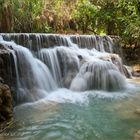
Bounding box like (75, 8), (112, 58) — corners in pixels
(0, 39), (57, 104)
(0, 34), (130, 104)
(39, 48), (63, 87)
(70, 59), (126, 91)
(0, 34), (139, 140)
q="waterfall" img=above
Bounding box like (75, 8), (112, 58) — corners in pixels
(70, 59), (126, 91)
(39, 48), (63, 87)
(0, 34), (131, 105)
(1, 34), (118, 53)
(0, 38), (57, 104)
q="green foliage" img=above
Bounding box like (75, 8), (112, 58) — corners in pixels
(1, 0), (140, 46)
(117, 0), (140, 45)
(72, 0), (99, 33)
(12, 0), (44, 32)
(95, 0), (119, 34)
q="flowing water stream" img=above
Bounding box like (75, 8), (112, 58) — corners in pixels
(0, 34), (140, 140)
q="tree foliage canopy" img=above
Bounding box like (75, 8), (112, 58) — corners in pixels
(0, 0), (140, 45)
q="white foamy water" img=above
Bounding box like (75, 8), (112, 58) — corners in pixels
(14, 84), (140, 110)
(0, 34), (133, 105)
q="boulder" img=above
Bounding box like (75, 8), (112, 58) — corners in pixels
(132, 65), (140, 77)
(0, 81), (13, 122)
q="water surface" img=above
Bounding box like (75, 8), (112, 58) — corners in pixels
(1, 79), (140, 140)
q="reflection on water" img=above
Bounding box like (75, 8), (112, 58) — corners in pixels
(1, 79), (140, 140)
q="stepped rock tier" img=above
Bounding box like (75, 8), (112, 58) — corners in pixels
(0, 34), (131, 105)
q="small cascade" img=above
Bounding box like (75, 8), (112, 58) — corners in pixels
(104, 36), (114, 53)
(39, 48), (62, 87)
(0, 34), (131, 105)
(39, 46), (80, 88)
(70, 59), (126, 91)
(70, 35), (115, 53)
(56, 47), (80, 87)
(1, 34), (75, 51)
(1, 34), (119, 53)
(96, 52), (132, 78)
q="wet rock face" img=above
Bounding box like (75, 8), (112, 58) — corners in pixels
(0, 80), (13, 121)
(0, 43), (16, 88)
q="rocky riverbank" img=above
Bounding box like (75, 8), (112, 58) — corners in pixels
(0, 80), (13, 138)
(0, 79), (13, 123)
(0, 43), (13, 124)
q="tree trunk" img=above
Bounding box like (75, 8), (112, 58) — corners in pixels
(106, 20), (114, 35)
(0, 5), (13, 32)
